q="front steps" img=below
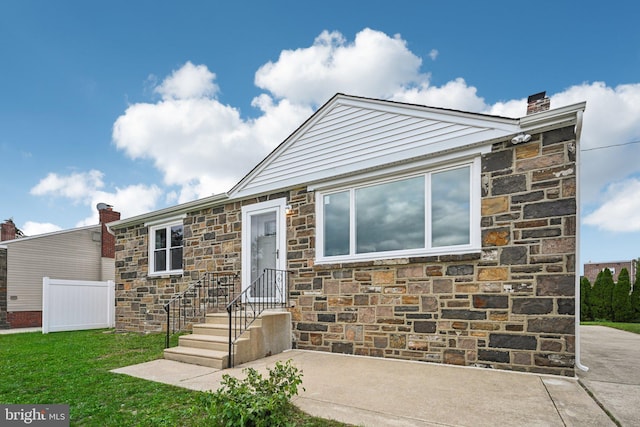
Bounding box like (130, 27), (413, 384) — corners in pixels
(163, 310), (291, 369)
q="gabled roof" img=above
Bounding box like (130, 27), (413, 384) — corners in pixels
(229, 93), (525, 198)
(109, 93), (586, 229)
(0, 224), (101, 245)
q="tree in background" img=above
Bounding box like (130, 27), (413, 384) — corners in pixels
(601, 269), (615, 321)
(590, 271), (606, 320)
(580, 276), (592, 321)
(631, 259), (640, 321)
(612, 268), (633, 322)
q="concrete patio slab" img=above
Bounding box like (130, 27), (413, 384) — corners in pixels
(113, 349), (613, 426)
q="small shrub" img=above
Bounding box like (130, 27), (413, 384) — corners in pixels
(207, 359), (304, 427)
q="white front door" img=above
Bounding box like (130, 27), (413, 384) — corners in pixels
(241, 198), (287, 303)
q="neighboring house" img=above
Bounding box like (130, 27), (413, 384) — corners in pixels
(109, 93), (585, 376)
(583, 260), (637, 284)
(0, 205), (120, 328)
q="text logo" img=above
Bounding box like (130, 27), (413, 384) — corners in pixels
(1, 405), (69, 426)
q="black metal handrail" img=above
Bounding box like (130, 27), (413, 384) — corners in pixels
(164, 272), (238, 348)
(226, 268), (291, 368)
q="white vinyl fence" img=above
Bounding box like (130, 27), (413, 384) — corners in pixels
(42, 277), (115, 333)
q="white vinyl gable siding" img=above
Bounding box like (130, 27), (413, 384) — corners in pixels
(231, 95), (520, 199)
(6, 226), (103, 311)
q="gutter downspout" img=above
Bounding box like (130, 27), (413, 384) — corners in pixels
(574, 109), (589, 373)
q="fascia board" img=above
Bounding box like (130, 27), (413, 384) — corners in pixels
(519, 102), (586, 133)
(108, 193), (228, 230)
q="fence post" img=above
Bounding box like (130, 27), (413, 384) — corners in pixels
(42, 277), (50, 334)
(108, 280), (115, 328)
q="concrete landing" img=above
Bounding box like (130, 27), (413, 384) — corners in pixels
(113, 349), (613, 426)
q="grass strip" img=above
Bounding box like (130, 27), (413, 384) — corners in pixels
(0, 329), (346, 426)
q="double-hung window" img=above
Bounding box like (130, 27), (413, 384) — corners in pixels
(148, 219), (184, 275)
(317, 159), (480, 263)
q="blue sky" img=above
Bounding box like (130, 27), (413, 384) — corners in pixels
(1, 0), (639, 268)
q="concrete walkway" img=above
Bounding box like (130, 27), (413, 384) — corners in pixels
(0, 327), (41, 334)
(578, 325), (640, 426)
(113, 346), (613, 426)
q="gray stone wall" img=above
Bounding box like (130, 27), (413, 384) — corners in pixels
(114, 126), (576, 375)
(285, 127), (576, 376)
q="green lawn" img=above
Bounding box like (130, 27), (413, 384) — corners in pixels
(0, 329), (345, 426)
(581, 321), (640, 334)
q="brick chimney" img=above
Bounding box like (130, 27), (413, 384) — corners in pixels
(527, 91), (550, 115)
(1, 220), (16, 241)
(98, 204), (120, 258)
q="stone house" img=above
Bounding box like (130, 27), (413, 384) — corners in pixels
(109, 93), (585, 376)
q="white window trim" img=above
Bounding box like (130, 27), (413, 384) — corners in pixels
(315, 156), (481, 264)
(148, 218), (185, 277)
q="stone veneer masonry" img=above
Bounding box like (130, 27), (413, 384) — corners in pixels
(114, 126), (576, 376)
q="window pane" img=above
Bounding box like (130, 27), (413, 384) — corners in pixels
(431, 166), (470, 247)
(170, 225), (183, 248)
(356, 176), (425, 253)
(324, 191), (350, 256)
(155, 228), (166, 250)
(170, 247), (182, 270)
(154, 249), (166, 272)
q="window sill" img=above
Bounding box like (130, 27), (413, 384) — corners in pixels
(314, 249), (481, 269)
(147, 271), (184, 279)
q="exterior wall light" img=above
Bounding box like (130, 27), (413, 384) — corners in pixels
(511, 133), (532, 144)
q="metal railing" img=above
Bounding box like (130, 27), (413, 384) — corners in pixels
(164, 272), (238, 348)
(226, 268), (291, 368)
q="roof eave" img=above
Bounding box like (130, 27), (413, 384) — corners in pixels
(519, 101), (586, 133)
(107, 193), (229, 230)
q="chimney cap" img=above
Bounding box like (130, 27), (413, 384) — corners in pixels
(527, 91), (547, 103)
(96, 202), (113, 211)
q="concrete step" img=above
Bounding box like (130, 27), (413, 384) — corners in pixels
(163, 346), (229, 369)
(192, 323), (252, 339)
(205, 312), (263, 327)
(164, 309), (291, 370)
(178, 333), (249, 352)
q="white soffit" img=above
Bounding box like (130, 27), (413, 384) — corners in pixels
(231, 95), (521, 198)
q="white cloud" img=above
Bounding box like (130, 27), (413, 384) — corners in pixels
(154, 61), (219, 100)
(583, 178), (640, 232)
(108, 28), (640, 235)
(393, 78), (488, 112)
(30, 170), (104, 201)
(429, 49), (439, 60)
(30, 169), (162, 227)
(549, 82), (640, 204)
(75, 184), (163, 227)
(113, 67), (312, 202)
(22, 221), (63, 236)
(254, 28), (425, 105)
